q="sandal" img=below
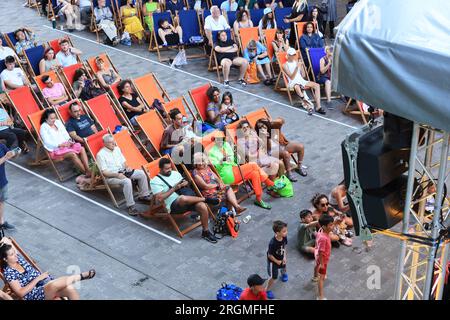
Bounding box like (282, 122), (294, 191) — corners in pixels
(80, 269), (96, 281)
(21, 143), (30, 154)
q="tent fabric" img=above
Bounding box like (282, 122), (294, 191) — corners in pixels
(332, 0), (450, 131)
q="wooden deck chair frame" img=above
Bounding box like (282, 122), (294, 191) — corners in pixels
(176, 10), (208, 59)
(132, 73), (171, 108)
(27, 109), (77, 182)
(84, 93), (134, 131)
(83, 129), (124, 208)
(90, 0), (121, 43)
(26, 0), (42, 14)
(5, 85), (45, 140)
(141, 155), (203, 238)
(0, 236), (42, 299)
(135, 109), (168, 158)
(34, 70), (73, 107)
(343, 99), (369, 124)
(187, 82), (213, 122)
(306, 47), (340, 101)
(148, 11), (181, 62)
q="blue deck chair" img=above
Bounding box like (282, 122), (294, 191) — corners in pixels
(24, 45), (45, 77)
(249, 9), (264, 27)
(150, 11), (181, 61)
(0, 60), (6, 75)
(274, 7), (292, 31)
(227, 10), (237, 27)
(4, 32), (17, 49)
(306, 47), (325, 82)
(208, 29), (232, 81)
(211, 0), (226, 7)
(178, 10), (207, 57)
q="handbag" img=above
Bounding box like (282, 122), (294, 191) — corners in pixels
(53, 142), (82, 157)
(244, 62), (260, 84)
(274, 175), (294, 197)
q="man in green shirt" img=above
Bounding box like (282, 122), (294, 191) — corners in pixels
(150, 157), (219, 243)
(207, 136), (282, 210)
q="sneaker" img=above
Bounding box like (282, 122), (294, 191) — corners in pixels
(281, 273), (288, 282)
(286, 172), (297, 182)
(266, 290), (275, 299)
(254, 200), (271, 210)
(162, 42), (168, 47)
(316, 108), (326, 115)
(311, 276), (319, 282)
(202, 230), (218, 243)
(127, 206), (140, 216)
(238, 79), (247, 87)
(223, 80), (230, 88)
(0, 221), (15, 230)
(263, 79), (271, 86)
(295, 166), (307, 177)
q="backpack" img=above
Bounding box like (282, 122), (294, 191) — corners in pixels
(216, 283), (243, 300)
(150, 98), (168, 119)
(213, 207), (239, 238)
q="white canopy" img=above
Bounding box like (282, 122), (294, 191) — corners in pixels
(332, 0), (450, 131)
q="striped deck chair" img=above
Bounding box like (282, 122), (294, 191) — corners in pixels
(23, 45), (45, 77)
(135, 109), (167, 157)
(177, 10), (207, 58)
(141, 155), (204, 238)
(274, 7), (291, 31)
(188, 82), (212, 122)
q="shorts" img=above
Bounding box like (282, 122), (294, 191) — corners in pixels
(299, 240), (315, 253)
(267, 260), (286, 280)
(165, 33), (180, 46)
(315, 259), (328, 276)
(170, 198), (196, 215)
(0, 185), (8, 202)
(317, 75), (330, 85)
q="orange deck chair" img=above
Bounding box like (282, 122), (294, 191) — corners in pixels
(294, 22), (308, 50)
(47, 37), (78, 57)
(162, 96), (196, 121)
(112, 128), (154, 169)
(85, 93), (133, 131)
(135, 109), (167, 158)
(132, 73), (171, 108)
(262, 28), (277, 75)
(141, 155), (203, 238)
(6, 86), (44, 138)
(238, 27), (260, 54)
(107, 80), (143, 127)
(58, 63), (88, 97)
(85, 53), (120, 80)
(188, 82), (212, 122)
(34, 70), (72, 106)
(55, 99), (88, 123)
(28, 109), (77, 181)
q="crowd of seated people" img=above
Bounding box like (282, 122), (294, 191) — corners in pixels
(72, 68), (105, 101)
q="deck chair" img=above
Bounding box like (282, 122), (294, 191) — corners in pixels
(249, 8), (264, 27)
(4, 32), (17, 49)
(85, 53), (120, 80)
(91, 0), (120, 42)
(23, 45), (45, 77)
(208, 29), (232, 82)
(107, 80), (142, 126)
(343, 99), (369, 124)
(0, 236), (42, 300)
(133, 73), (171, 107)
(47, 37), (82, 63)
(135, 109), (167, 157)
(6, 86), (44, 135)
(0, 59), (6, 75)
(262, 28), (276, 62)
(209, 0), (225, 7)
(28, 109), (77, 181)
(237, 27), (259, 54)
(113, 128), (154, 169)
(148, 11), (179, 62)
(294, 21), (308, 50)
(306, 47), (339, 101)
(34, 70), (72, 106)
(188, 82), (212, 122)
(226, 10), (237, 27)
(55, 99), (89, 123)
(141, 155), (203, 238)
(177, 10), (207, 58)
(58, 63), (87, 97)
(162, 96), (196, 120)
(274, 7), (292, 31)
(85, 93), (132, 131)
(84, 129), (124, 208)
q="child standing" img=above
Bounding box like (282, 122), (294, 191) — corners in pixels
(220, 91), (239, 124)
(313, 214), (334, 300)
(297, 209), (319, 257)
(266, 220), (288, 299)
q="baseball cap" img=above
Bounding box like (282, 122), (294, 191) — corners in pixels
(263, 7), (272, 15)
(287, 47), (296, 56)
(247, 274), (267, 287)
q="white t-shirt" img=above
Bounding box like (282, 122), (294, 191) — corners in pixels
(204, 15), (230, 31)
(0, 46), (15, 60)
(56, 51), (77, 68)
(0, 68), (25, 88)
(79, 0), (92, 7)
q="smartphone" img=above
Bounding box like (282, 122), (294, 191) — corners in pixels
(11, 147), (21, 155)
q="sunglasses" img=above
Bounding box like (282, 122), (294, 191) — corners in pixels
(320, 202), (329, 207)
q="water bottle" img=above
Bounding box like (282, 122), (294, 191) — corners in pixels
(52, 18), (56, 29)
(243, 215), (251, 224)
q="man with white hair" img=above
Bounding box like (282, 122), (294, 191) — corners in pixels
(96, 133), (151, 216)
(204, 5), (230, 46)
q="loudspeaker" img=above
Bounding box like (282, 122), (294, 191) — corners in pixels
(383, 112), (414, 150)
(349, 175), (407, 235)
(342, 126), (410, 190)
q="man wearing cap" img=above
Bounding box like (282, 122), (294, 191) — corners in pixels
(239, 274), (268, 300)
(282, 47), (325, 115)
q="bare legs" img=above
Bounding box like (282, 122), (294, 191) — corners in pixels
(305, 81), (322, 110)
(324, 79), (331, 102)
(256, 63), (273, 80)
(62, 147), (91, 176)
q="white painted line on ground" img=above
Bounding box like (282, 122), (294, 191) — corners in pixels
(8, 161), (182, 244)
(42, 25), (358, 130)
